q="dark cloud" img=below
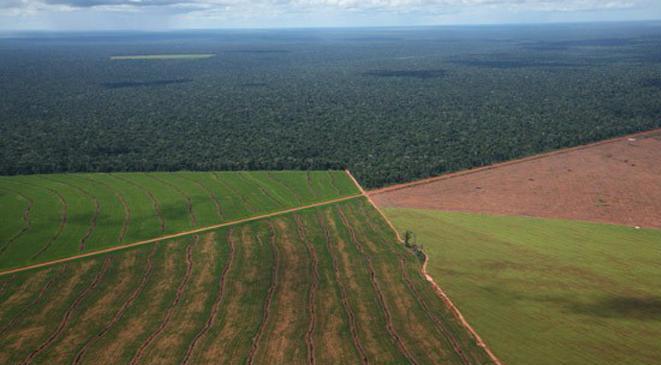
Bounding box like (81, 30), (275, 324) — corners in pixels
(0, 0), (26, 8)
(43, 0), (203, 7)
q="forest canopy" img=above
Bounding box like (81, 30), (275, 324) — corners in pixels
(1, 23), (660, 188)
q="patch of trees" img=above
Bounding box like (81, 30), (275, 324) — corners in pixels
(1, 24), (660, 188)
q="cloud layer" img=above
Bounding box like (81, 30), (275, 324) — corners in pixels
(0, 0), (658, 29)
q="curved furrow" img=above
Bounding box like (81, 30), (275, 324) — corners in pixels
(179, 175), (224, 221)
(327, 171), (342, 196)
(337, 207), (419, 365)
(247, 223), (279, 365)
(83, 175), (131, 243)
(210, 172), (256, 214)
(348, 201), (472, 363)
(181, 230), (236, 365)
(305, 172), (319, 197)
(0, 189), (33, 255)
(266, 172), (303, 205)
(238, 172), (286, 207)
(0, 267), (63, 337)
(43, 177), (100, 252)
(316, 211), (368, 365)
(128, 237), (196, 365)
(146, 174), (198, 227)
(110, 174), (165, 233)
(21, 257), (112, 365)
(0, 277), (9, 299)
(72, 245), (158, 365)
(294, 215), (318, 365)
(347, 202), (378, 233)
(31, 187), (67, 260)
(399, 258), (472, 365)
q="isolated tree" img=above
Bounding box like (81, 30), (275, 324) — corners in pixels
(404, 230), (416, 248)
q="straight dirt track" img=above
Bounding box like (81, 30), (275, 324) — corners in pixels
(0, 194), (362, 277)
(0, 173), (504, 365)
(370, 128), (661, 228)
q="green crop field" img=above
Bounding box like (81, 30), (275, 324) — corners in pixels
(110, 54), (215, 60)
(0, 199), (493, 365)
(384, 208), (661, 365)
(0, 171), (359, 271)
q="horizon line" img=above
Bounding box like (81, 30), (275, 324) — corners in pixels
(2, 18), (660, 34)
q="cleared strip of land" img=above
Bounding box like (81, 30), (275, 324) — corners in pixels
(110, 54), (215, 60)
(371, 128), (661, 229)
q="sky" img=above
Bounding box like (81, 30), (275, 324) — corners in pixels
(1, 0), (660, 31)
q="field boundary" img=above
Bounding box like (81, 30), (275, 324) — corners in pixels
(0, 193), (362, 277)
(345, 169), (504, 365)
(368, 128), (661, 196)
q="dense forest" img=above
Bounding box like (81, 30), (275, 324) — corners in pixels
(1, 22), (660, 188)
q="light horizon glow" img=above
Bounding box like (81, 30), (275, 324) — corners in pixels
(0, 0), (660, 31)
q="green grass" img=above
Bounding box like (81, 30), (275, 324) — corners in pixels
(384, 208), (661, 365)
(0, 199), (494, 364)
(110, 54), (215, 60)
(0, 171), (359, 271)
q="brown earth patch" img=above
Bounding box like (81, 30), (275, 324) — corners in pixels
(182, 229), (235, 364)
(326, 209), (399, 364)
(336, 207), (419, 365)
(92, 241), (179, 363)
(129, 237), (196, 365)
(247, 222), (280, 365)
(371, 129), (661, 228)
(348, 199), (472, 363)
(0, 271), (62, 342)
(0, 262), (90, 362)
(200, 225), (262, 363)
(294, 215), (318, 365)
(21, 257), (112, 364)
(0, 276), (9, 298)
(143, 233), (218, 365)
(343, 204), (450, 363)
(48, 252), (140, 364)
(253, 219), (308, 364)
(73, 245), (158, 365)
(399, 258), (470, 365)
(0, 270), (50, 325)
(316, 210), (365, 364)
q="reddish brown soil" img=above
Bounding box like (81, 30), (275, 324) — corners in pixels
(371, 130), (661, 228)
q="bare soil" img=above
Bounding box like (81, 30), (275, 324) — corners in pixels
(371, 130), (661, 228)
(255, 219), (308, 364)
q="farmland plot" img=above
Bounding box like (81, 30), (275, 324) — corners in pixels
(0, 171), (359, 270)
(0, 199), (494, 365)
(385, 208), (661, 365)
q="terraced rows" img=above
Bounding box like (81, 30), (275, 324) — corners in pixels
(0, 198), (494, 364)
(0, 171), (359, 270)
